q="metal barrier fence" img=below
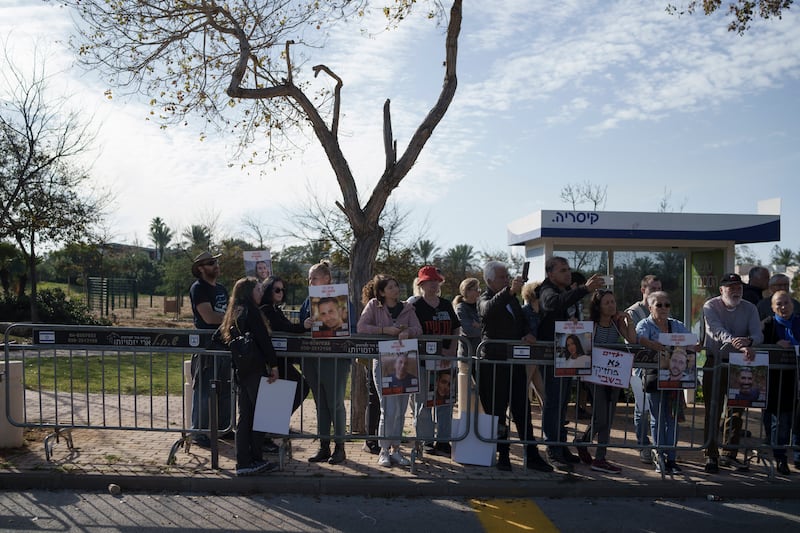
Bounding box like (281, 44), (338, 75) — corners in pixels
(2, 324), (474, 471)
(471, 339), (798, 479)
(4, 322), (797, 478)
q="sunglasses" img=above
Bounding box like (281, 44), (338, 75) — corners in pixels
(273, 287), (284, 293)
(654, 302), (671, 308)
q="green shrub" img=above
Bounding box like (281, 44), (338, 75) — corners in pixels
(0, 289), (110, 325)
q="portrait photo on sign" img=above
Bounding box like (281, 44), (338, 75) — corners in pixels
(378, 339), (420, 396)
(657, 346), (697, 390)
(424, 368), (454, 407)
(727, 351), (769, 408)
(243, 250), (272, 282)
(309, 283), (350, 338)
(554, 321), (593, 376)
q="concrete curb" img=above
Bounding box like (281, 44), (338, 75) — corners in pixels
(2, 472), (797, 499)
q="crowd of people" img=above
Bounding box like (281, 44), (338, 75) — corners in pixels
(187, 251), (799, 477)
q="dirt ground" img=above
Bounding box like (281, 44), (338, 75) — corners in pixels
(107, 294), (195, 329)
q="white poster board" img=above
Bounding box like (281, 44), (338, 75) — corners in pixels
(452, 413), (498, 467)
(582, 347), (633, 388)
(253, 378), (298, 435)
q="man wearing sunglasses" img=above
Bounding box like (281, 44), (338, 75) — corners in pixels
(189, 251), (230, 448)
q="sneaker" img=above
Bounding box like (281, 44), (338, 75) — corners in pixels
(390, 450), (410, 467)
(497, 454), (512, 472)
(361, 441), (380, 455)
(704, 458), (719, 474)
(590, 459), (621, 474)
(434, 442), (452, 456)
(776, 458), (791, 475)
(665, 460), (682, 474)
(654, 461), (662, 474)
(527, 451), (554, 472)
(639, 448), (652, 464)
(378, 449), (392, 467)
(720, 455), (749, 472)
(423, 442), (436, 455)
(236, 460), (276, 476)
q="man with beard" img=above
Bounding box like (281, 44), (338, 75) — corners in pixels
(702, 273), (763, 473)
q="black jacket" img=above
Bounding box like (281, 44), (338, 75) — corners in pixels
(536, 278), (589, 341)
(478, 286), (529, 360)
(235, 301), (279, 373)
(259, 303), (306, 334)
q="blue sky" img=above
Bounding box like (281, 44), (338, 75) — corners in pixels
(2, 0), (798, 264)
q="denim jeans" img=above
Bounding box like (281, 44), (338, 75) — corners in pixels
(373, 359), (410, 449)
(631, 368), (650, 445)
(648, 390), (679, 461)
(191, 353), (232, 437)
(766, 410), (792, 459)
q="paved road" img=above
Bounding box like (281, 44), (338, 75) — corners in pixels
(2, 491), (799, 532)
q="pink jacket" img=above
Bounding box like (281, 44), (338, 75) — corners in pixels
(357, 298), (423, 337)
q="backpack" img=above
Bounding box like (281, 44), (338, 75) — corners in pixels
(227, 310), (260, 375)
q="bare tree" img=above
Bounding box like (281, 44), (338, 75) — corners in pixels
(559, 181), (607, 211)
(240, 213), (272, 250)
(58, 0), (462, 309)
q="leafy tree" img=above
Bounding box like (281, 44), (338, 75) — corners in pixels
(45, 242), (103, 286)
(0, 241), (25, 296)
(149, 217), (173, 262)
(667, 1), (793, 34)
(58, 0), (463, 311)
(1, 49), (105, 320)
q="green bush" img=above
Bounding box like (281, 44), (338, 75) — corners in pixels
(0, 289), (111, 325)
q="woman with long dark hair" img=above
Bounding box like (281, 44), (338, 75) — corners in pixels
(220, 277), (280, 476)
(575, 289), (635, 474)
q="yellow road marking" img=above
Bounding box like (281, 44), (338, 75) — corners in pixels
(470, 499), (559, 532)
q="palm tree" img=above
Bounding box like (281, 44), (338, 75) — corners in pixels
(183, 224), (212, 252)
(443, 244), (475, 280)
(770, 245), (795, 268)
(149, 217), (173, 261)
(413, 239), (440, 265)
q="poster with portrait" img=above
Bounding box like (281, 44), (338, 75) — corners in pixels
(727, 351), (768, 408)
(424, 367), (455, 407)
(308, 283), (351, 338)
(378, 338), (420, 396)
(554, 321), (593, 377)
(243, 250), (272, 282)
(657, 332), (698, 390)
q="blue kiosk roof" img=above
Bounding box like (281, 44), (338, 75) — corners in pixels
(507, 210), (780, 247)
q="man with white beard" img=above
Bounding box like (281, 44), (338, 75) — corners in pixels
(701, 273), (763, 473)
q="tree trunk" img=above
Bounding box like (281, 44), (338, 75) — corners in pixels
(28, 233), (39, 322)
(347, 224), (383, 435)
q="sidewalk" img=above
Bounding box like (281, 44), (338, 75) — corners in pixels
(2, 400), (797, 498)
